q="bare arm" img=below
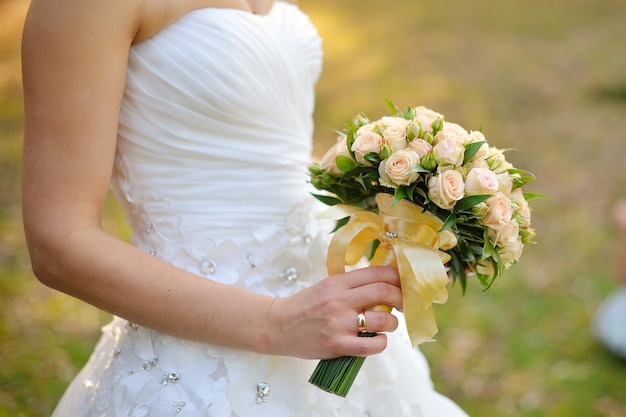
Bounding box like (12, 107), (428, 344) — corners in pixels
(21, 0), (401, 360)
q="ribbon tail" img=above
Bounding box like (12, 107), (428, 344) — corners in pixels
(394, 242), (449, 347)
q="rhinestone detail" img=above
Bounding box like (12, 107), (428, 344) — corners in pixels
(147, 223), (155, 235)
(113, 348), (121, 358)
(247, 254), (257, 270)
(282, 267), (299, 285)
(160, 372), (181, 386)
(173, 402), (186, 413)
(200, 259), (217, 275)
(142, 357), (158, 371)
(255, 382), (270, 404)
(385, 231), (398, 240)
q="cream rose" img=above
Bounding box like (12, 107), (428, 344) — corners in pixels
(413, 106), (444, 133)
(319, 136), (351, 175)
(482, 192), (513, 229)
(427, 169), (465, 210)
(487, 147), (513, 174)
(466, 159), (490, 171)
(408, 138), (432, 158)
(378, 149), (420, 188)
(356, 122), (376, 135)
(379, 116), (409, 129)
(465, 168), (499, 196)
(434, 122), (469, 145)
(467, 131), (489, 161)
(351, 131), (383, 166)
(511, 188), (531, 227)
(488, 219), (519, 247)
(432, 138), (465, 167)
(499, 238), (524, 267)
(497, 173), (514, 195)
(475, 260), (495, 278)
(383, 125), (408, 151)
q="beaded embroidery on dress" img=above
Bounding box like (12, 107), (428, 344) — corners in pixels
(51, 2), (469, 416)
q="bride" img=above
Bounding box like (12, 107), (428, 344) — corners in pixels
(21, 0), (469, 415)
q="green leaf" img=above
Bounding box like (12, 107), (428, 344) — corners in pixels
(440, 212), (457, 232)
(393, 187), (408, 205)
(385, 98), (398, 115)
(410, 163), (430, 173)
(363, 152), (381, 166)
(310, 193), (342, 206)
(331, 216), (350, 233)
(336, 155), (358, 173)
(481, 234), (497, 260)
(458, 241), (477, 263)
(455, 194), (491, 211)
(462, 141), (486, 165)
(523, 192), (548, 201)
(448, 252), (467, 294)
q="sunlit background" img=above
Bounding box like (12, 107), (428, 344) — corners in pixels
(1, 0), (626, 415)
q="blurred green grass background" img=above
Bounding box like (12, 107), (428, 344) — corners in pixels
(1, 0), (626, 415)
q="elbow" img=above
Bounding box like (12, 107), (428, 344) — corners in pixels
(23, 227), (70, 290)
(26, 239), (62, 289)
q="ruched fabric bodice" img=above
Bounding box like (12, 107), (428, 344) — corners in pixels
(112, 2), (323, 243)
(52, 3), (470, 416)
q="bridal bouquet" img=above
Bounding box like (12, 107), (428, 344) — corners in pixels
(307, 101), (538, 396)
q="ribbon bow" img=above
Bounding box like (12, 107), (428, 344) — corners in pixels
(319, 193), (458, 347)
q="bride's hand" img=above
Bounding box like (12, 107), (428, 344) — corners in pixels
(267, 265), (402, 359)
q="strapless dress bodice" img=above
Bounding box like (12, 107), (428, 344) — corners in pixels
(111, 2), (324, 247)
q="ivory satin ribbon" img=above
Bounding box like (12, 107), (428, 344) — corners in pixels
(319, 193), (457, 346)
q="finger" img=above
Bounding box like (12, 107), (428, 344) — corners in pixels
(358, 310), (398, 334)
(342, 265), (401, 289)
(348, 281), (404, 312)
(338, 333), (389, 358)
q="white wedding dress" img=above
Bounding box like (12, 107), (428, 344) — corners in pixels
(52, 2), (469, 416)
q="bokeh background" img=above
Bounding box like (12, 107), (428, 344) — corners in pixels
(1, 0), (626, 415)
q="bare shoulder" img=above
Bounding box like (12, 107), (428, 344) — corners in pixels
(134, 0), (262, 43)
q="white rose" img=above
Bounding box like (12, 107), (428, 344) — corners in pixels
(499, 237), (524, 267)
(427, 169), (465, 210)
(466, 159), (490, 171)
(488, 219), (519, 247)
(413, 106), (444, 133)
(434, 122), (469, 145)
(408, 138), (432, 159)
(472, 201), (489, 218)
(351, 131), (383, 166)
(482, 192), (513, 230)
(379, 116), (409, 129)
(487, 147), (513, 174)
(432, 138), (465, 167)
(511, 188), (531, 227)
(467, 131), (490, 161)
(356, 123), (376, 135)
(465, 168), (499, 196)
(319, 136), (351, 175)
(378, 149), (420, 188)
(475, 260), (495, 278)
(497, 173), (514, 195)
(383, 125), (408, 151)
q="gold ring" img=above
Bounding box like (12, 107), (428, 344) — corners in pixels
(357, 312), (367, 333)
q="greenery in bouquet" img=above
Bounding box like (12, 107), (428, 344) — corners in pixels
(307, 101), (539, 396)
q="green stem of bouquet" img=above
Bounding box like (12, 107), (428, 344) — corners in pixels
(308, 332), (378, 397)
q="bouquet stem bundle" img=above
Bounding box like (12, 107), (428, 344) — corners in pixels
(308, 332), (377, 397)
